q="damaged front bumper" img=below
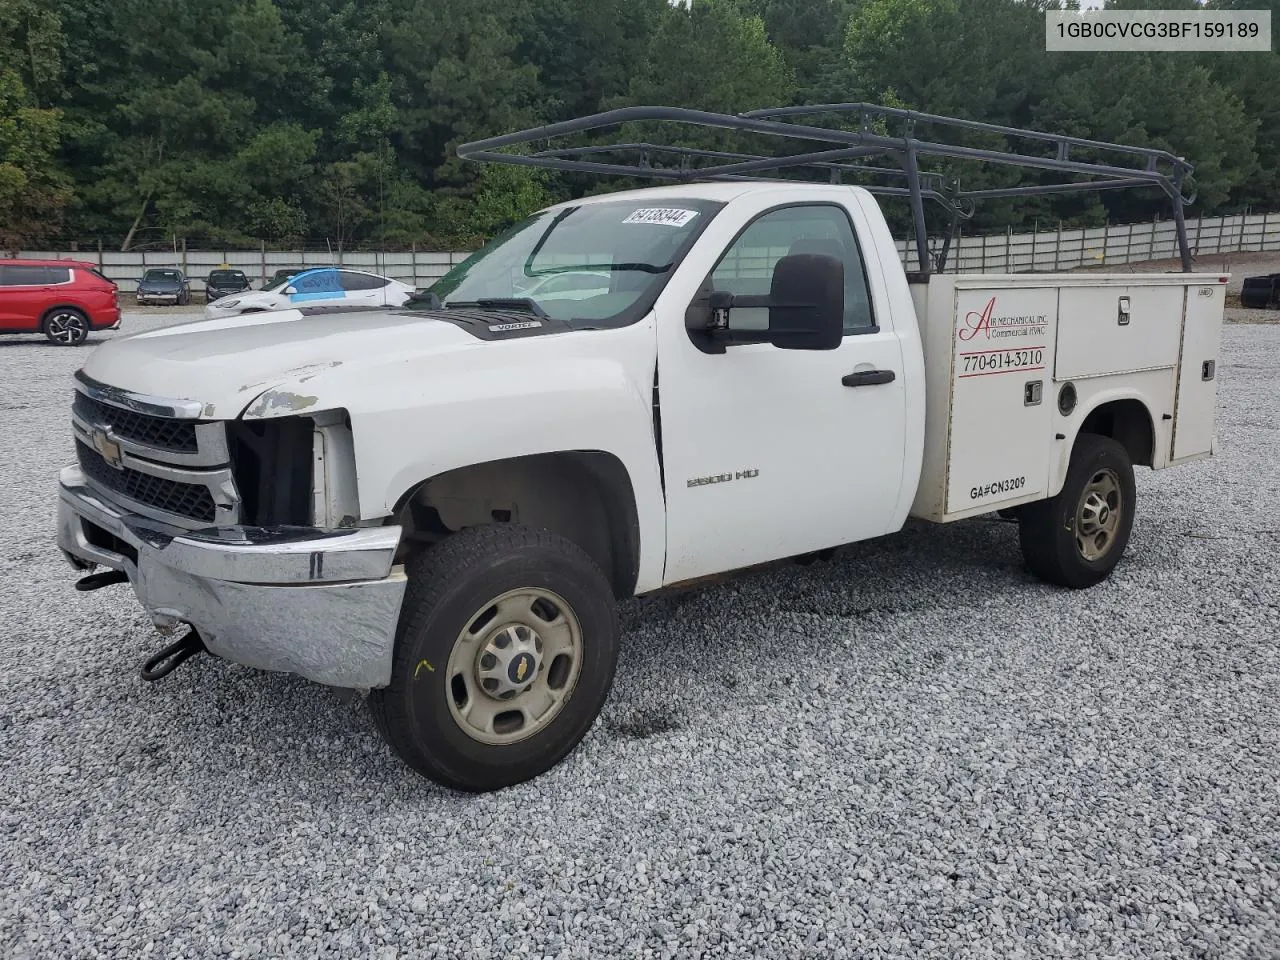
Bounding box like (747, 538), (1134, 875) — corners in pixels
(56, 465), (406, 689)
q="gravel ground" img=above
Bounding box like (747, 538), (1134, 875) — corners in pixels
(1, 313), (1278, 959)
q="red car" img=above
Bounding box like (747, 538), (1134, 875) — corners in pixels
(0, 258), (121, 345)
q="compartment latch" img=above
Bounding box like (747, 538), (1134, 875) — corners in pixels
(1117, 296), (1131, 326)
(1023, 380), (1043, 406)
(1202, 359), (1216, 381)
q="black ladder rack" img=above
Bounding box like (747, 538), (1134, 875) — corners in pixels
(456, 103), (1196, 275)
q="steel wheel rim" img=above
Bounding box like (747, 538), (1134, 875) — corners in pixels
(445, 587), (584, 746)
(47, 312), (87, 344)
(1075, 467), (1122, 562)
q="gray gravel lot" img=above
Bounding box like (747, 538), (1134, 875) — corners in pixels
(1, 312), (1278, 959)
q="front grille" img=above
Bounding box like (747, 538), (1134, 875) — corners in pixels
(73, 391), (198, 453)
(76, 440), (216, 524)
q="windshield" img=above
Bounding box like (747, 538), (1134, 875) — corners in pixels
(144, 269), (181, 282)
(263, 275), (294, 292)
(210, 270), (245, 282)
(424, 197), (723, 327)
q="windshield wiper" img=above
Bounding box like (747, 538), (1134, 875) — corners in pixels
(447, 297), (549, 318)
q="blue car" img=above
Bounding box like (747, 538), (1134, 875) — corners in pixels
(203, 267), (416, 316)
(136, 268), (191, 306)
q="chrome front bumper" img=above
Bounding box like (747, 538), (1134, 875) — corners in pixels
(57, 465), (407, 689)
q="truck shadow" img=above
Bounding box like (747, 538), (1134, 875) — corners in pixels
(117, 514), (1031, 791)
(0, 338), (109, 349)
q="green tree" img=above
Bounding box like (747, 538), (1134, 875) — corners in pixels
(512, 0), (670, 121)
(9, 0), (1275, 250)
(623, 0), (795, 114)
(54, 0), (323, 246)
(0, 0), (71, 251)
(1199, 0), (1280, 207)
(730, 0), (858, 102)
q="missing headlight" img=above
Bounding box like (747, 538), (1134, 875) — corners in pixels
(226, 417), (314, 526)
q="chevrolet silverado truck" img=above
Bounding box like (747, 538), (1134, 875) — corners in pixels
(55, 106), (1226, 791)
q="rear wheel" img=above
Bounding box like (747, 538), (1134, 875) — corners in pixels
(370, 524), (619, 792)
(1018, 433), (1135, 588)
(43, 308), (90, 346)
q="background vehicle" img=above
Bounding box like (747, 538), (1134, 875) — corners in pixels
(0, 259), (120, 345)
(136, 268), (191, 306)
(516, 270), (612, 301)
(204, 267), (414, 316)
(263, 267), (305, 288)
(205, 268), (252, 302)
(56, 106), (1227, 793)
(1240, 273), (1280, 309)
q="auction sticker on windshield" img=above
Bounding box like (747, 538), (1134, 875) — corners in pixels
(622, 208), (700, 227)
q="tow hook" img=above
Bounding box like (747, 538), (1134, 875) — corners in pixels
(140, 628), (206, 682)
(75, 570), (129, 592)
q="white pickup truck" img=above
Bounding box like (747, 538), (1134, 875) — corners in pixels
(56, 113), (1226, 792)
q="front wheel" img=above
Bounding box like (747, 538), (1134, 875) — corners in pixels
(43, 309), (90, 346)
(370, 524), (619, 791)
(1018, 433), (1136, 589)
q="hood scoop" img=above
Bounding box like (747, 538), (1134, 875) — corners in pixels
(404, 307), (575, 341)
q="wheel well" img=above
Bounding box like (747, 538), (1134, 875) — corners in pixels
(392, 451), (641, 599)
(1079, 399), (1154, 467)
(40, 304), (88, 326)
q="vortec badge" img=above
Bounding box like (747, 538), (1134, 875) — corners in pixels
(488, 320), (542, 332)
(91, 427), (125, 470)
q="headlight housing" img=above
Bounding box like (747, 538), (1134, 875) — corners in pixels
(227, 410), (358, 528)
(226, 417), (314, 526)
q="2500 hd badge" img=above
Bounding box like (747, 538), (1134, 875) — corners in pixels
(971, 475), (1026, 500)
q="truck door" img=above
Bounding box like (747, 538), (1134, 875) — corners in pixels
(656, 200), (908, 584)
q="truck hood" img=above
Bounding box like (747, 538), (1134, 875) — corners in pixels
(80, 308), (480, 419)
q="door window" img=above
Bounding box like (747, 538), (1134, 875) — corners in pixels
(708, 204), (876, 334)
(0, 265), (56, 286)
(292, 269), (342, 295)
(339, 271), (390, 291)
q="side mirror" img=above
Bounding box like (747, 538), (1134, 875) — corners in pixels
(765, 253), (844, 350)
(284, 285), (297, 295)
(687, 253), (845, 352)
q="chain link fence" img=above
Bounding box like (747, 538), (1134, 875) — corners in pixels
(899, 211), (1280, 273)
(12, 210), (1280, 292)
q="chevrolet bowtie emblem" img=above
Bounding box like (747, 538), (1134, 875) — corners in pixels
(91, 427), (125, 470)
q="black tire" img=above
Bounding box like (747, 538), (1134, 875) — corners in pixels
(1018, 433), (1136, 589)
(42, 308), (90, 346)
(370, 524), (619, 791)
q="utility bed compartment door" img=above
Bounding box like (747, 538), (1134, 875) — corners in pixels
(946, 287), (1057, 514)
(1172, 283), (1225, 460)
(1055, 286), (1184, 379)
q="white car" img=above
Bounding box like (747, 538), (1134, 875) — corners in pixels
(517, 270), (611, 301)
(203, 267), (415, 317)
